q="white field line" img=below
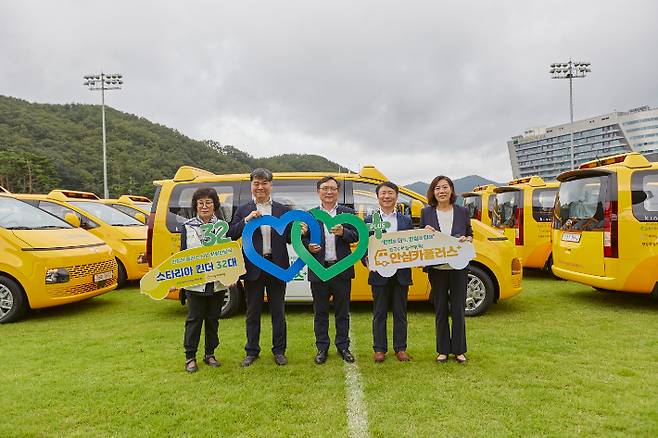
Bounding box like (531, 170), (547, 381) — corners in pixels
(343, 335), (370, 438)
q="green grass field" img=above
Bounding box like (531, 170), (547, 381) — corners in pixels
(2, 274), (657, 437)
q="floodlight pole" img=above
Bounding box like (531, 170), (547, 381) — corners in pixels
(83, 72), (123, 198)
(550, 60), (590, 170)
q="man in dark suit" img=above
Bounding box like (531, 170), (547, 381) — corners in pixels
(364, 181), (413, 362)
(228, 168), (292, 367)
(303, 176), (358, 364)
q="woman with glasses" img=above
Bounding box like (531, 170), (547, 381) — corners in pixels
(178, 187), (228, 373)
(420, 175), (473, 364)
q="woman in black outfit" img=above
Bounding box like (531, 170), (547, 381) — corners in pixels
(420, 176), (473, 364)
(179, 187), (228, 373)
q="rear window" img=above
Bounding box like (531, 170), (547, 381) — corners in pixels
(554, 175), (608, 231)
(532, 188), (558, 222)
(631, 170), (658, 222)
(492, 190), (521, 228)
(462, 195), (482, 219)
(166, 182), (239, 233)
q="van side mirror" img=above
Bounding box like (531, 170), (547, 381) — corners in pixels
(135, 213), (147, 223)
(64, 213), (81, 228)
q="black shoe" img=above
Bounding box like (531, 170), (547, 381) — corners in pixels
(338, 349), (355, 363)
(185, 358), (198, 373)
(203, 355), (221, 368)
(274, 354), (288, 366)
(241, 355), (259, 367)
(314, 350), (328, 365)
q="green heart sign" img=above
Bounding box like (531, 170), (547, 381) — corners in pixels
(291, 208), (370, 282)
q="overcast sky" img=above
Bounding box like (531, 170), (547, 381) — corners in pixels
(1, 1), (657, 184)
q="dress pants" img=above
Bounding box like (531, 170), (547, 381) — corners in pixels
(244, 271), (287, 356)
(310, 277), (351, 352)
(372, 275), (409, 353)
(428, 268), (467, 355)
(184, 288), (224, 360)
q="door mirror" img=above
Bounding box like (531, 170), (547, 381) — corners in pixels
(134, 213), (147, 224)
(64, 213), (81, 228)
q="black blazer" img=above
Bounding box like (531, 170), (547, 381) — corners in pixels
(364, 212), (413, 286)
(419, 204), (473, 271)
(303, 205), (359, 283)
(228, 200), (292, 282)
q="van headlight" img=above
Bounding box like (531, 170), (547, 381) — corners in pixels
(137, 253), (147, 264)
(45, 268), (70, 284)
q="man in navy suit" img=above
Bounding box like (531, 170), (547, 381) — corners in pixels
(364, 181), (413, 362)
(303, 176), (358, 364)
(228, 168), (292, 367)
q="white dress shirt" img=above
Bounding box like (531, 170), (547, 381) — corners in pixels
(255, 197), (273, 255)
(379, 209), (398, 233)
(319, 203), (338, 262)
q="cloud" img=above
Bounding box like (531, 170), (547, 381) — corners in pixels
(2, 0), (657, 185)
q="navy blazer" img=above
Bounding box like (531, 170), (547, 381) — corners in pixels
(419, 204), (473, 271)
(364, 212), (413, 286)
(304, 205), (359, 283)
(228, 200), (292, 282)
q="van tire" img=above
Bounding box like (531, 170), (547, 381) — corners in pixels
(0, 276), (27, 324)
(465, 265), (495, 317)
(220, 282), (244, 319)
(116, 259), (128, 288)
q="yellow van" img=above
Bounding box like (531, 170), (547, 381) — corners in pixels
(552, 153), (658, 296)
(147, 165), (523, 317)
(492, 176), (559, 271)
(0, 194), (117, 323)
(16, 190), (148, 287)
(461, 184), (497, 226)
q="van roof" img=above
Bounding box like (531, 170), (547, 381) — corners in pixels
(462, 184), (497, 197)
(507, 176), (553, 187)
(578, 152), (652, 170)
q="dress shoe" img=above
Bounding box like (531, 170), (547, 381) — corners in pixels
(395, 351), (411, 362)
(373, 352), (386, 363)
(455, 354), (467, 364)
(436, 354), (448, 363)
(274, 354), (288, 366)
(339, 349), (355, 363)
(185, 358), (198, 373)
(314, 350), (328, 365)
(203, 355), (221, 367)
(241, 355), (259, 367)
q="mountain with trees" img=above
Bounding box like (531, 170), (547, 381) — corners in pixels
(0, 96), (345, 197)
(405, 175), (504, 197)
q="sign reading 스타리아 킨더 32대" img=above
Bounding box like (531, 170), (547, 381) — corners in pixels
(368, 228), (476, 278)
(140, 220), (246, 300)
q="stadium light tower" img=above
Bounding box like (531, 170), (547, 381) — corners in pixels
(550, 61), (591, 170)
(83, 73), (123, 198)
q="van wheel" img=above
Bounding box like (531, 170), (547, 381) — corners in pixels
(220, 282), (244, 319)
(116, 259), (128, 288)
(0, 276), (27, 324)
(465, 265), (495, 317)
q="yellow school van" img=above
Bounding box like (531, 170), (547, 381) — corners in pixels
(492, 176), (559, 271)
(552, 153), (658, 296)
(147, 165), (523, 317)
(461, 184), (497, 226)
(0, 194), (117, 323)
(16, 190), (148, 287)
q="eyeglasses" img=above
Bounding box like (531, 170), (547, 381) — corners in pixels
(197, 201), (214, 207)
(319, 187), (339, 192)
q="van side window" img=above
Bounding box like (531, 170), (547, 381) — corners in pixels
(532, 188), (558, 222)
(353, 182), (380, 219)
(37, 201), (98, 229)
(631, 170), (658, 222)
(463, 196), (482, 219)
(166, 183), (239, 232)
(270, 179), (335, 211)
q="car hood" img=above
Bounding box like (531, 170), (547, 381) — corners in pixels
(12, 228), (106, 250)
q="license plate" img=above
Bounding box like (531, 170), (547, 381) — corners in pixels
(94, 271), (113, 282)
(561, 232), (581, 243)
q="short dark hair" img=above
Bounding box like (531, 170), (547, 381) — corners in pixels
(427, 175), (457, 206)
(250, 168), (273, 182)
(375, 181), (399, 195)
(191, 187), (222, 218)
(316, 176), (340, 190)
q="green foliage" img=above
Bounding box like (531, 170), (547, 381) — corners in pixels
(0, 96), (346, 197)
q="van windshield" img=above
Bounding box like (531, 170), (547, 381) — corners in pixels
(69, 201), (143, 226)
(492, 191), (520, 228)
(462, 195), (482, 219)
(0, 197), (72, 230)
(554, 176), (607, 231)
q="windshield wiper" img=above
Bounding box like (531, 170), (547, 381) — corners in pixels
(34, 225), (66, 229)
(5, 226), (32, 230)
